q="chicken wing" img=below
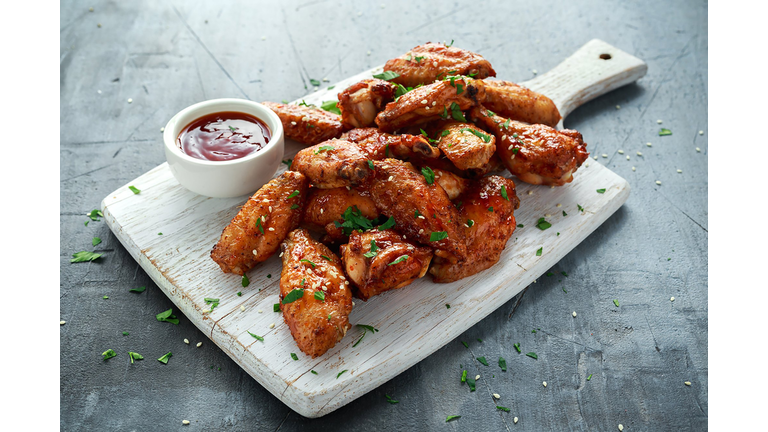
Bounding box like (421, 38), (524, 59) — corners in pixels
(375, 77), (485, 133)
(383, 42), (496, 87)
(337, 79), (397, 129)
(435, 121), (496, 170)
(469, 107), (589, 186)
(340, 127), (440, 160)
(340, 229), (433, 301)
(433, 168), (470, 200)
(290, 139), (372, 189)
(211, 171), (309, 275)
(279, 228), (353, 358)
(430, 176), (520, 283)
(301, 186), (380, 234)
(369, 159), (467, 262)
(481, 80), (561, 128)
(262, 101), (343, 145)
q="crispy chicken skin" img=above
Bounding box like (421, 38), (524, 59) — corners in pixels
(211, 171), (309, 275)
(375, 77), (485, 133)
(291, 139), (372, 189)
(337, 79), (397, 129)
(279, 229), (353, 358)
(417, 153), (505, 180)
(436, 121), (496, 170)
(430, 176), (520, 283)
(433, 168), (470, 200)
(481, 80), (561, 128)
(470, 107), (589, 186)
(383, 42), (496, 87)
(262, 101), (343, 145)
(341, 127), (440, 160)
(369, 159), (467, 262)
(340, 229), (433, 301)
(301, 186), (380, 233)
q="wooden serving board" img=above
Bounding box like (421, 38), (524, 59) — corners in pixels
(102, 39), (646, 418)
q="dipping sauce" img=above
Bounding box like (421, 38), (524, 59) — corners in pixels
(177, 111), (271, 161)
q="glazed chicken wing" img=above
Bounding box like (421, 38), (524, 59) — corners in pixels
(369, 159), (467, 262)
(436, 121), (496, 170)
(211, 171), (309, 275)
(383, 42), (496, 88)
(337, 79), (397, 129)
(432, 168), (470, 200)
(300, 186), (380, 244)
(481, 80), (561, 128)
(291, 139), (372, 189)
(470, 107), (589, 186)
(279, 228), (353, 358)
(341, 127), (440, 160)
(340, 229), (433, 301)
(375, 77), (485, 133)
(430, 176), (520, 283)
(263, 101), (343, 145)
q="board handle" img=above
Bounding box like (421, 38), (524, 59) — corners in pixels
(520, 39), (648, 127)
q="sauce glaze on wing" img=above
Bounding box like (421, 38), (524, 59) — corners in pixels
(383, 42), (496, 87)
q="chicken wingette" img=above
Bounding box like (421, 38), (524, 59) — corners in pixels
(337, 79), (397, 129)
(435, 121), (496, 170)
(279, 228), (353, 358)
(211, 171), (309, 275)
(340, 127), (440, 160)
(263, 101), (343, 145)
(290, 139), (372, 189)
(383, 42), (496, 87)
(481, 80), (561, 128)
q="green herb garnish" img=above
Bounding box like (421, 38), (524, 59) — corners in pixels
(368, 160), (375, 170)
(446, 415), (461, 422)
(315, 145), (335, 154)
(242, 275), (250, 287)
(157, 352), (172, 364)
(429, 231), (448, 242)
(309, 78), (321, 86)
(421, 166), (435, 185)
(659, 128), (672, 136)
(291, 353), (299, 360)
(364, 240), (379, 258)
(385, 394), (399, 404)
(500, 185), (509, 201)
(536, 247), (543, 256)
(300, 259), (316, 268)
(378, 216), (396, 231)
(128, 351), (144, 364)
(514, 343), (521, 353)
(596, 188), (606, 194)
(577, 204), (584, 212)
(462, 341), (469, 348)
(450, 102), (466, 122)
(314, 291), (325, 302)
(613, 299), (620, 307)
(334, 205), (375, 235)
(526, 352), (538, 360)
(353, 324), (379, 347)
(88, 209), (104, 221)
(247, 330), (264, 342)
(499, 357), (507, 371)
(320, 100), (341, 115)
(70, 251), (102, 263)
(459, 127), (491, 143)
(204, 297), (220, 311)
(496, 406), (510, 412)
(273, 303), (281, 312)
(372, 71), (400, 81)
(337, 369), (348, 378)
(477, 357), (489, 366)
(320, 255), (332, 261)
(536, 217), (552, 230)
(92, 237), (102, 247)
(129, 185), (141, 194)
(282, 159), (292, 166)
(387, 255), (409, 266)
(255, 216), (264, 234)
(282, 289), (305, 304)
(129, 286), (145, 293)
(311, 370), (318, 374)
(122, 331), (129, 336)
(155, 308), (179, 324)
(102, 349), (116, 360)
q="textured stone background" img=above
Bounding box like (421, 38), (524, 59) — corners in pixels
(60, 0), (707, 430)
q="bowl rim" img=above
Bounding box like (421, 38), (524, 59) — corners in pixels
(163, 98), (284, 167)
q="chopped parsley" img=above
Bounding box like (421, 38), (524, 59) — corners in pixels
(421, 166), (435, 185)
(320, 255), (332, 261)
(291, 353), (299, 361)
(446, 39), (455, 47)
(467, 375), (476, 392)
(536, 217), (552, 230)
(300, 259), (316, 268)
(229, 125), (237, 132)
(363, 240), (379, 258)
(314, 291), (325, 302)
(477, 356), (489, 366)
(536, 247), (543, 256)
(378, 216), (396, 231)
(255, 216), (264, 234)
(467, 219), (474, 227)
(526, 352), (538, 360)
(587, 374), (593, 381)
(577, 204), (585, 212)
(517, 224), (524, 228)
(282, 289), (304, 304)
(237, 291), (242, 296)
(499, 357), (507, 371)
(311, 370), (318, 374)
(368, 160), (375, 170)
(273, 303), (281, 312)
(309, 78), (321, 86)
(461, 370), (467, 383)
(596, 188), (606, 194)
(88, 209), (104, 221)
(372, 71), (400, 81)
(462, 341), (469, 348)
(500, 185), (509, 201)
(446, 304), (451, 309)
(446, 415), (461, 422)
(450, 102), (466, 122)
(128, 185), (141, 194)
(204, 298), (220, 311)
(155, 308), (179, 324)
(92, 237), (101, 247)
(282, 159), (292, 166)
(429, 231), (448, 242)
(242, 275), (250, 287)
(157, 352), (172, 364)
(385, 394), (399, 404)
(102, 349), (116, 360)
(387, 255), (409, 266)
(315, 145), (335, 154)
(335, 205), (375, 235)
(659, 128), (672, 136)
(320, 100), (341, 115)
(290, 204), (299, 209)
(488, 206), (494, 212)
(613, 299), (620, 307)
(70, 251), (102, 263)
(247, 330), (264, 342)
(563, 211), (568, 216)
(459, 127), (491, 143)
(514, 343), (521, 353)
(496, 406), (510, 412)
(128, 351), (144, 364)
(129, 286), (146, 293)
(353, 324), (379, 347)
(336, 369), (348, 378)
(122, 331), (129, 336)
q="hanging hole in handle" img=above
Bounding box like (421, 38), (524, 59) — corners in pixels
(599, 53), (612, 60)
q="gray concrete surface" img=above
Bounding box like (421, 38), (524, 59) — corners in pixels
(60, 0), (708, 430)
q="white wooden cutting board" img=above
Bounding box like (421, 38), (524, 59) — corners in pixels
(102, 39), (646, 418)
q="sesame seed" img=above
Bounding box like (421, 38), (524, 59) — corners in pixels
(97, 23), (102, 28)
(601, 154), (608, 158)
(160, 127), (164, 132)
(419, 229), (425, 234)
(542, 381), (547, 387)
(269, 206), (272, 212)
(291, 121), (297, 126)
(127, 98), (132, 103)
(527, 190), (533, 195)
(514, 417), (518, 424)
(89, 7), (94, 11)
(346, 186), (351, 190)
(184, 338), (189, 344)
(695, 147), (701, 152)
(493, 393), (501, 399)
(618, 425), (624, 431)
(616, 105), (621, 109)
(240, 305), (245, 312)
(677, 169), (682, 173)
(593, 156), (598, 160)
(532, 69), (538, 74)
(381, 165), (389, 169)
(418, 215), (425, 219)
(656, 180), (661, 185)
(182, 420), (190, 425)
(253, 250), (258, 256)
(425, 107), (430, 110)
(261, 36), (266, 41)
(508, 145), (514, 150)
(301, 116), (309, 122)
(684, 381), (691, 386)
(475, 375), (481, 380)
(196, 342), (202, 347)
(358, 11), (362, 16)
(585, 162), (590, 167)
(618, 150), (624, 154)
(632, 166), (636, 171)
(432, 101), (437, 106)
(367, 50), (371, 56)
(320, 208), (324, 214)
(626, 155), (630, 160)
(572, 311), (577, 317)
(657, 119), (662, 124)
(421, 100), (428, 104)
(322, 286), (327, 291)
(279, 252), (284, 257)
(261, 216), (266, 222)
(670, 296), (675, 301)
(699, 130), (704, 135)
(97, 89), (102, 94)
(550, 185), (555, 189)
(545, 214), (551, 218)
(60, 320), (66, 326)
(556, 203), (562, 208)
(637, 151), (643, 156)
(345, 281), (349, 285)
(352, 301), (356, 306)
(647, 142), (652, 147)
(258, 309), (263, 313)
(269, 323), (275, 329)
(388, 175), (393, 181)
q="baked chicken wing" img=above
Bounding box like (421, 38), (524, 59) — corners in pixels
(436, 121), (496, 170)
(291, 139), (372, 189)
(337, 79), (397, 129)
(301, 186), (380, 234)
(432, 168), (470, 200)
(340, 229), (433, 301)
(470, 107), (589, 186)
(340, 127), (440, 160)
(211, 171), (309, 275)
(430, 176), (520, 283)
(263, 101), (343, 145)
(279, 228), (353, 358)
(375, 77), (485, 133)
(369, 159), (467, 262)
(383, 42), (496, 88)
(481, 80), (561, 128)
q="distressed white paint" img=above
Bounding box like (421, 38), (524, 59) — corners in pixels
(102, 40), (644, 418)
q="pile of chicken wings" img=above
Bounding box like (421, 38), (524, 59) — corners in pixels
(212, 42), (589, 358)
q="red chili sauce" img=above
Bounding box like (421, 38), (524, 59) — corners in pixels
(177, 111), (271, 161)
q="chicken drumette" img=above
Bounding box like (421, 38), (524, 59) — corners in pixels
(435, 121), (496, 170)
(279, 228), (353, 358)
(341, 127), (440, 160)
(337, 79), (397, 129)
(263, 101), (344, 145)
(481, 80), (561, 128)
(290, 139), (373, 189)
(383, 42), (496, 87)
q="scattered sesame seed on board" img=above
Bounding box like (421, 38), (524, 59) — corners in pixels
(160, 127), (164, 132)
(261, 36), (266, 40)
(636, 151), (642, 156)
(367, 50), (371, 56)
(585, 162), (590, 167)
(89, 7), (94, 11)
(269, 323), (275, 329)
(60, 320), (66, 326)
(646, 142), (652, 147)
(97, 23), (102, 28)
(182, 420), (190, 425)
(618, 425), (624, 431)
(657, 119), (662, 124)
(514, 417), (519, 424)
(475, 375), (481, 380)
(632, 167), (636, 171)
(493, 393), (501, 399)
(593, 156), (598, 160)
(556, 203), (562, 208)
(677, 169), (682, 173)
(184, 338), (189, 344)
(572, 311), (577, 317)
(527, 190), (533, 195)
(670, 297), (675, 301)
(127, 98), (133, 103)
(618, 150), (624, 154)
(616, 105), (621, 109)
(542, 381), (547, 387)
(696, 147), (701, 152)
(684, 381), (691, 386)
(532, 69), (538, 74)
(699, 130), (704, 135)
(240, 305), (245, 312)
(656, 180), (662, 185)
(601, 153), (608, 158)
(196, 342), (202, 347)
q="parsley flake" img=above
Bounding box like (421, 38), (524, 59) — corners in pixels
(421, 166), (435, 185)
(446, 415), (461, 422)
(242, 275), (250, 287)
(501, 185), (509, 201)
(659, 128), (672, 136)
(536, 217), (552, 230)
(378, 216), (396, 231)
(157, 352), (172, 364)
(300, 259), (316, 268)
(536, 247), (543, 256)
(363, 240), (379, 258)
(273, 303), (281, 312)
(496, 406), (510, 412)
(385, 394), (399, 404)
(353, 324), (379, 347)
(156, 308), (179, 324)
(128, 351), (144, 364)
(459, 127), (491, 143)
(596, 188), (606, 194)
(336, 369), (348, 378)
(613, 299), (620, 307)
(128, 185), (141, 194)
(372, 71), (400, 81)
(477, 356), (489, 366)
(387, 255), (409, 266)
(247, 330), (264, 342)
(450, 102), (467, 122)
(309, 78), (321, 86)
(314, 291), (325, 302)
(282, 289), (305, 304)
(429, 231), (448, 242)
(526, 352), (538, 360)
(129, 286), (146, 293)
(102, 349), (116, 360)
(315, 145), (335, 154)
(514, 343), (521, 353)
(291, 353), (299, 361)
(499, 357), (507, 371)
(87, 209), (104, 221)
(92, 237), (102, 247)
(70, 251), (102, 263)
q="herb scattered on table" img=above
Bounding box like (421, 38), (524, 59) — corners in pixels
(92, 237), (102, 247)
(71, 251), (102, 263)
(353, 324), (379, 347)
(496, 406), (510, 412)
(536, 217), (551, 230)
(156, 308), (179, 325)
(461, 341), (469, 348)
(477, 356), (489, 366)
(613, 299), (620, 307)
(385, 394), (399, 404)
(514, 343), (521, 353)
(157, 352), (172, 364)
(337, 369), (348, 379)
(536, 247), (543, 256)
(526, 352), (538, 360)
(128, 351), (144, 364)
(248, 331), (264, 342)
(204, 298), (220, 311)
(102, 349), (116, 360)
(291, 353), (299, 361)
(596, 188), (606, 194)
(129, 286), (145, 293)
(129, 185), (141, 194)
(446, 415), (461, 422)
(659, 128), (672, 136)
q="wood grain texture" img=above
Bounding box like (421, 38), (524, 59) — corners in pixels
(61, 1), (708, 430)
(101, 45), (633, 416)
